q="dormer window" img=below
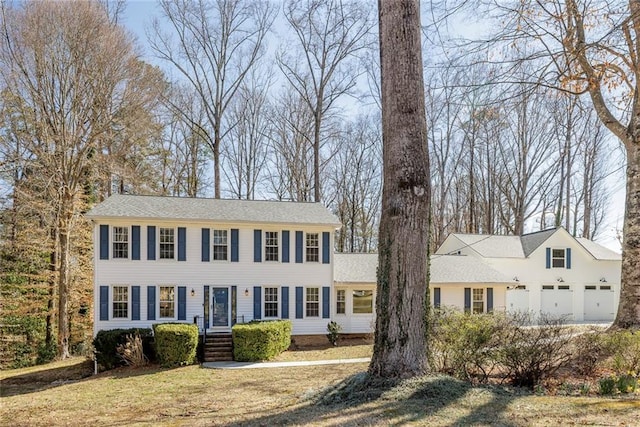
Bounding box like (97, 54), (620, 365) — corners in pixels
(552, 249), (565, 268)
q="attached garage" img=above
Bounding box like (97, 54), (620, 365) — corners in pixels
(583, 284), (615, 321)
(540, 284), (573, 319)
(506, 287), (529, 314)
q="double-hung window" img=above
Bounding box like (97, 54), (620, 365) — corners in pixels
(336, 289), (346, 314)
(306, 287), (319, 317)
(306, 233), (319, 262)
(264, 287), (279, 318)
(265, 231), (279, 262)
(552, 249), (565, 268)
(353, 290), (373, 314)
(112, 286), (128, 318)
(159, 286), (175, 318)
(213, 229), (228, 261)
(159, 228), (175, 259)
(473, 288), (484, 314)
(112, 227), (129, 259)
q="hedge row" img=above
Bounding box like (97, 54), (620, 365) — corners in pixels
(153, 323), (199, 367)
(232, 320), (292, 361)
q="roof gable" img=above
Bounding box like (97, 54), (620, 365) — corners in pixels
(520, 228), (559, 257)
(86, 194), (341, 227)
(445, 234), (525, 258)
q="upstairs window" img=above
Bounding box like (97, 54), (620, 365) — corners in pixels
(213, 229), (228, 261)
(264, 287), (279, 318)
(306, 287), (319, 317)
(265, 231), (279, 262)
(552, 249), (565, 268)
(112, 286), (128, 318)
(159, 286), (175, 318)
(112, 227), (129, 259)
(159, 228), (175, 259)
(306, 233), (319, 262)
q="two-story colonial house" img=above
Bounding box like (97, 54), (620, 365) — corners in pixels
(86, 194), (341, 339)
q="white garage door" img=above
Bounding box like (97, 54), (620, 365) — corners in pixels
(584, 285), (615, 321)
(540, 285), (573, 320)
(506, 288), (529, 314)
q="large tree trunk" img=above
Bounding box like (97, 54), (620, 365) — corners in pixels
(369, 0), (430, 379)
(614, 141), (640, 328)
(57, 207), (73, 359)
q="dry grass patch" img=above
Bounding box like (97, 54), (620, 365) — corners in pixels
(274, 343), (372, 362)
(1, 356), (639, 426)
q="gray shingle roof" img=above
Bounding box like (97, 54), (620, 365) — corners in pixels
(333, 253), (512, 284)
(576, 238), (621, 260)
(450, 234), (525, 258)
(85, 194), (341, 227)
(521, 228), (559, 257)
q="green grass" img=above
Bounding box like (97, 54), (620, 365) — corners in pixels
(1, 353), (639, 426)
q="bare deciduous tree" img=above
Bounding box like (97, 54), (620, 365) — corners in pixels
(149, 0), (276, 198)
(278, 0), (372, 202)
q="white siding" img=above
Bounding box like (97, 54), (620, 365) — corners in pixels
(94, 222), (334, 335)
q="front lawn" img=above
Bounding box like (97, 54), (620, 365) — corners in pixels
(1, 350), (638, 426)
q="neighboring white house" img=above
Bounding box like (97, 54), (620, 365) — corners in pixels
(87, 195), (622, 345)
(86, 194), (341, 337)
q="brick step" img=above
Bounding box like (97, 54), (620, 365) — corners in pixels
(204, 350), (233, 362)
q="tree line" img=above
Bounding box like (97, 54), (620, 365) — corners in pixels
(0, 0), (635, 362)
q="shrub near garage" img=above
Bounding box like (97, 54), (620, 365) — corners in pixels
(233, 320), (292, 361)
(153, 323), (199, 367)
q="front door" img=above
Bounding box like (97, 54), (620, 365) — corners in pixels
(212, 287), (230, 328)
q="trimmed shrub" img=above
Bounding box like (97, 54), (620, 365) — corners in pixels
(93, 328), (153, 370)
(153, 323), (199, 367)
(233, 320), (292, 362)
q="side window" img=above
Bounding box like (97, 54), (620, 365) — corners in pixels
(353, 290), (373, 314)
(336, 289), (346, 314)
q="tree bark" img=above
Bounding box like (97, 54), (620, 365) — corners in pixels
(614, 138), (640, 328)
(369, 0), (430, 378)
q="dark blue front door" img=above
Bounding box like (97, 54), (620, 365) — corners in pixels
(212, 288), (229, 327)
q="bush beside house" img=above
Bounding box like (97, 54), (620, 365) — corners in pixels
(153, 323), (199, 367)
(93, 328), (153, 370)
(233, 320), (292, 361)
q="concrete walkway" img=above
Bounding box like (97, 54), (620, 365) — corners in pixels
(202, 357), (370, 370)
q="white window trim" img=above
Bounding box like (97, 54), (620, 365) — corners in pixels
(551, 248), (566, 269)
(352, 289), (374, 315)
(335, 288), (346, 316)
(264, 230), (279, 263)
(112, 285), (130, 320)
(305, 287), (320, 318)
(158, 227), (176, 261)
(111, 225), (130, 260)
(305, 232), (320, 263)
(263, 286), (280, 319)
(472, 288), (485, 314)
(212, 228), (230, 262)
(158, 285), (177, 319)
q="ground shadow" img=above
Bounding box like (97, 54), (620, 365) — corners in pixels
(229, 372), (522, 426)
(0, 360), (177, 397)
